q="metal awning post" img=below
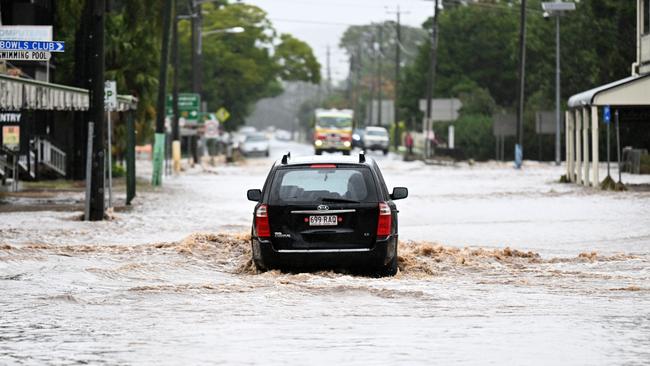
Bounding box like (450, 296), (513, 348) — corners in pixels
(582, 107), (590, 187)
(575, 109), (582, 185)
(566, 110), (574, 181)
(591, 105), (599, 187)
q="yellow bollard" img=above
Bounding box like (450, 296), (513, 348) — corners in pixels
(172, 140), (181, 173)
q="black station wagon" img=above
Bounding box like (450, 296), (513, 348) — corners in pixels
(246, 152), (408, 276)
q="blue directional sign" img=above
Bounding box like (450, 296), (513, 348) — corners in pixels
(603, 105), (611, 124)
(0, 40), (65, 52)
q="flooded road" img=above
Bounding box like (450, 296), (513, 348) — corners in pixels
(2, 140), (650, 365)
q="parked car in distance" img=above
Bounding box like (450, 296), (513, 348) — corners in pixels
(363, 126), (390, 155)
(240, 133), (270, 157)
(246, 152), (408, 276)
(275, 129), (292, 141)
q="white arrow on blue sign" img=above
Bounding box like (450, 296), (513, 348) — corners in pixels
(603, 105), (611, 124)
(0, 40), (65, 52)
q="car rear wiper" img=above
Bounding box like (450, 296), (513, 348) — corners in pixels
(319, 197), (360, 204)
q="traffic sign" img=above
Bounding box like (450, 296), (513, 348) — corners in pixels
(216, 107), (230, 123)
(0, 26), (52, 41)
(603, 105), (611, 124)
(104, 81), (117, 110)
(204, 119), (220, 139)
(166, 93), (201, 124)
(0, 40), (64, 52)
(0, 50), (51, 61)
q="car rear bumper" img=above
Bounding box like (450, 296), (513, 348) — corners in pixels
(252, 236), (397, 270)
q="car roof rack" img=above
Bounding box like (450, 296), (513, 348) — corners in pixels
(359, 150), (365, 163)
(281, 152), (291, 164)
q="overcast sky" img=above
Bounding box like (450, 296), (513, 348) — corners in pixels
(243, 0), (435, 83)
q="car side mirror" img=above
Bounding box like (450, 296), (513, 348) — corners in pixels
(247, 189), (262, 202)
(390, 187), (408, 200)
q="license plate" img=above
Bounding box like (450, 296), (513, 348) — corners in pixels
(309, 215), (338, 226)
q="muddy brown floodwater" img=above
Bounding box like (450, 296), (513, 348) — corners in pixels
(1, 232), (649, 365)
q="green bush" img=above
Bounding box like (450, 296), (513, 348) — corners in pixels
(112, 163), (126, 178)
(433, 114), (495, 161)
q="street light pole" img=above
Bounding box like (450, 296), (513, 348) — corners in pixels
(424, 0), (439, 159)
(515, 0), (527, 169)
(555, 14), (561, 165)
(542, 1), (575, 166)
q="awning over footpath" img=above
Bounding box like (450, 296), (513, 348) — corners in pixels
(0, 74), (137, 111)
(565, 73), (650, 190)
(568, 73), (650, 108)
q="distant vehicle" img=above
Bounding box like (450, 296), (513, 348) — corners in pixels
(240, 133), (270, 157)
(238, 126), (257, 135)
(352, 128), (365, 148)
(246, 152), (408, 276)
(313, 108), (353, 155)
(363, 126), (390, 155)
(275, 129), (292, 141)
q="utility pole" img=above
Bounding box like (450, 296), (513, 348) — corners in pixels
(424, 0), (439, 158)
(515, 0), (528, 169)
(326, 45), (332, 95)
(191, 0), (202, 97)
(356, 44), (363, 127)
(387, 5), (408, 149)
(153, 0), (174, 186)
(377, 25), (383, 127)
(172, 5), (181, 173)
(88, 0), (106, 220)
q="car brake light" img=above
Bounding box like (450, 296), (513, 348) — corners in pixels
(255, 204), (271, 238)
(315, 133), (327, 140)
(310, 164), (336, 168)
(340, 135), (352, 142)
(377, 202), (392, 237)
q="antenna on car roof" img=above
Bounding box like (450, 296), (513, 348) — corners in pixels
(359, 150), (365, 163)
(281, 151), (291, 164)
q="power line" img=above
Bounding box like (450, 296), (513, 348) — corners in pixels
(269, 18), (356, 27)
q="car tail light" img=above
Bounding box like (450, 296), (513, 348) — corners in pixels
(255, 204), (271, 238)
(340, 135), (352, 142)
(377, 202), (392, 237)
(315, 133), (327, 140)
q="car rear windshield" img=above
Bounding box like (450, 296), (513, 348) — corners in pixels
(246, 134), (267, 142)
(366, 129), (387, 136)
(269, 166), (378, 204)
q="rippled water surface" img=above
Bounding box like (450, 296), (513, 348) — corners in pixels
(2, 142), (650, 365)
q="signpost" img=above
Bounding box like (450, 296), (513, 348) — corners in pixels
(104, 81), (117, 211)
(0, 51), (51, 61)
(0, 26), (56, 82)
(493, 113), (517, 161)
(166, 93), (200, 124)
(604, 105), (611, 177)
(0, 40), (64, 52)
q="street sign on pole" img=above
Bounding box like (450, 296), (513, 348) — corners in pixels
(0, 50), (51, 61)
(104, 81), (117, 111)
(0, 40), (64, 52)
(216, 107), (230, 123)
(166, 93), (200, 124)
(603, 105), (611, 124)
